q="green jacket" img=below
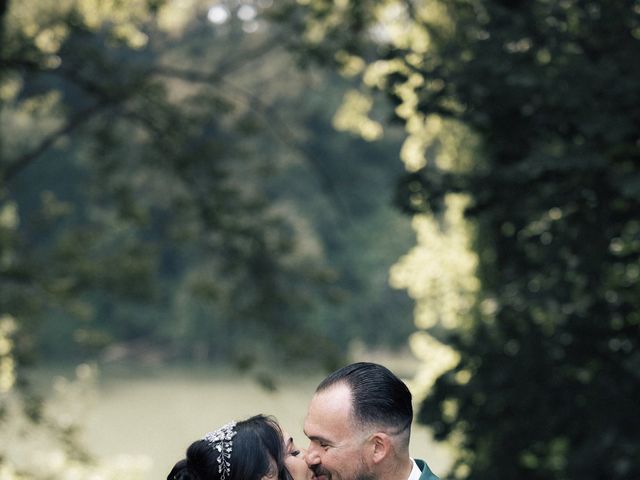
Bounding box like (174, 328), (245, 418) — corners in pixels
(415, 459), (439, 480)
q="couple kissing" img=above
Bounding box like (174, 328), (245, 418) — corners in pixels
(168, 362), (438, 480)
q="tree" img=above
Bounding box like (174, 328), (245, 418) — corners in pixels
(280, 0), (640, 478)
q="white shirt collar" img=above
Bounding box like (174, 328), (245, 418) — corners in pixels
(407, 459), (421, 480)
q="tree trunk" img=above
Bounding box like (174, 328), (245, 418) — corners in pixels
(0, 0), (9, 47)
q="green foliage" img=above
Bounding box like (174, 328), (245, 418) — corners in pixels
(281, 0), (640, 478)
(1, 0), (414, 371)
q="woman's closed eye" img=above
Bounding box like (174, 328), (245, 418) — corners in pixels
(289, 450), (300, 457)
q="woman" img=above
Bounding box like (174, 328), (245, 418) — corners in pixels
(167, 415), (313, 480)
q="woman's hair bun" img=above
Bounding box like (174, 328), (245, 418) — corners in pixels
(167, 459), (201, 480)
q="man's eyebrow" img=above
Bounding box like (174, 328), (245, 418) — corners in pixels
(304, 431), (332, 444)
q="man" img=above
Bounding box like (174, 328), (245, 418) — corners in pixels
(304, 362), (438, 480)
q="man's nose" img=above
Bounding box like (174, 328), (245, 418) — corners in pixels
(305, 444), (320, 466)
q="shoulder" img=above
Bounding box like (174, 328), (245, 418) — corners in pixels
(414, 459), (439, 480)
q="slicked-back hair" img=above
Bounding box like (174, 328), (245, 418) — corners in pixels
(316, 362), (413, 434)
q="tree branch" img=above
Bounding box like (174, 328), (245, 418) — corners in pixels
(152, 66), (352, 220)
(212, 33), (286, 78)
(2, 37), (351, 219)
(1, 102), (108, 183)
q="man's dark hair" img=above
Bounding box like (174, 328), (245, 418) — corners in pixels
(316, 362), (413, 433)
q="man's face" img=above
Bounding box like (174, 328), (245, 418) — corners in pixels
(303, 383), (374, 480)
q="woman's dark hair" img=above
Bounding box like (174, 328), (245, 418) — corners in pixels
(167, 415), (287, 480)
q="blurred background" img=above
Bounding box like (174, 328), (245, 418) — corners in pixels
(1, 1), (638, 479)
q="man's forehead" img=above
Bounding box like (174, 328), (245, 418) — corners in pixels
(304, 383), (353, 436)
(309, 383), (351, 413)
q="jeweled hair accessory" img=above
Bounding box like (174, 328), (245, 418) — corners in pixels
(204, 421), (237, 480)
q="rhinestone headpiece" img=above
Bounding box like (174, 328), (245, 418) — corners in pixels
(204, 421), (237, 480)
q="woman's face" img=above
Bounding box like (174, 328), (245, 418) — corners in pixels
(283, 431), (314, 480)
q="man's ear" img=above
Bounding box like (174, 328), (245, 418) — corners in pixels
(370, 433), (392, 464)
